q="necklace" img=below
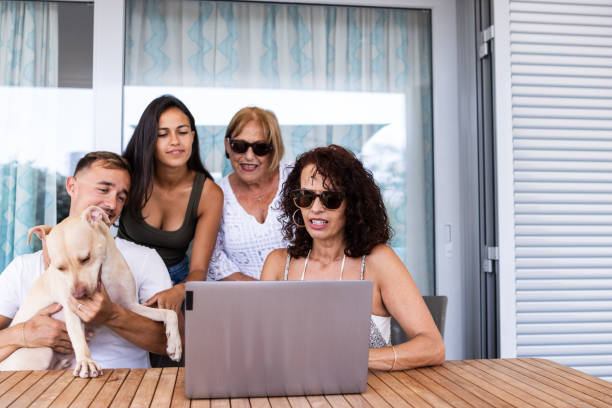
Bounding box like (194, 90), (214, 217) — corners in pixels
(301, 249), (346, 281)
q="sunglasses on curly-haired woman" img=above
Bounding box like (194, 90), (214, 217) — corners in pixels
(227, 139), (273, 156)
(291, 189), (345, 210)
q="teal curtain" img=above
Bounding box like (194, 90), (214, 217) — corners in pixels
(0, 2), (58, 272)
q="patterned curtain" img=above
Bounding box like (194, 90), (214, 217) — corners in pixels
(125, 0), (434, 291)
(0, 2), (58, 272)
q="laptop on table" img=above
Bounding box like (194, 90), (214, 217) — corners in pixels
(184, 280), (373, 398)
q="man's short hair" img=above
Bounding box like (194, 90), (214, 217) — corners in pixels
(74, 151), (131, 177)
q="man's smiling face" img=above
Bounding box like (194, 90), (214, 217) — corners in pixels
(66, 162), (130, 225)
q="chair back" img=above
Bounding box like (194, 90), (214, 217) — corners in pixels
(390, 295), (448, 345)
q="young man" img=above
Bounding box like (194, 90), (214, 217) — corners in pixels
(0, 151), (173, 369)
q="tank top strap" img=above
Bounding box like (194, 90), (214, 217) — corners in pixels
(284, 253), (291, 280)
(360, 255), (366, 280)
(186, 172), (207, 221)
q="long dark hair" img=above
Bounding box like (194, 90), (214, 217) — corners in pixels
(279, 144), (391, 258)
(122, 95), (212, 219)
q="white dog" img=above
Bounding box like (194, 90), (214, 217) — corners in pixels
(0, 206), (182, 377)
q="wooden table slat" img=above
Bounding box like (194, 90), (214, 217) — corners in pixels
(229, 397), (250, 407)
(286, 395), (310, 408)
(305, 395), (331, 408)
(150, 367), (179, 408)
(416, 366), (494, 408)
(170, 367), (191, 408)
(7, 369), (64, 408)
(340, 393), (373, 408)
(388, 370), (454, 408)
(0, 370), (16, 385)
(366, 372), (418, 408)
(48, 377), (89, 408)
(404, 370), (476, 408)
(89, 369), (130, 408)
(459, 360), (566, 407)
(360, 385), (392, 408)
(429, 365), (512, 408)
(0, 370), (47, 406)
(190, 398), (211, 408)
(109, 368), (146, 408)
(0, 370), (31, 398)
(29, 370), (76, 408)
(210, 398), (230, 408)
(69, 370), (114, 408)
(373, 371), (434, 408)
(249, 396), (272, 408)
(267, 396), (292, 408)
(468, 359), (579, 408)
(483, 359), (609, 408)
(129, 367), (162, 408)
(523, 358), (612, 395)
(324, 395), (352, 408)
(504, 358), (612, 406)
(443, 361), (540, 408)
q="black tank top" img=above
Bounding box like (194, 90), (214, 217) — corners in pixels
(118, 172), (206, 267)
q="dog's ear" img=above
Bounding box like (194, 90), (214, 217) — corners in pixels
(83, 206), (110, 226)
(28, 225), (53, 245)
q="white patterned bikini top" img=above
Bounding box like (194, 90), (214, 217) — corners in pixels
(283, 253), (391, 348)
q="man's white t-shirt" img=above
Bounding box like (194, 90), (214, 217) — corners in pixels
(0, 238), (171, 369)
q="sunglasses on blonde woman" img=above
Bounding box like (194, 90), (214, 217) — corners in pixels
(291, 189), (345, 210)
(228, 139), (273, 156)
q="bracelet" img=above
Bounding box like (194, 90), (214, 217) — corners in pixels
(21, 322), (28, 348)
(390, 345), (398, 371)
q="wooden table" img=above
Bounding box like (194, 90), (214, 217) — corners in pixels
(0, 358), (610, 407)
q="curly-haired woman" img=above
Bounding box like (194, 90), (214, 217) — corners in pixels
(261, 145), (445, 370)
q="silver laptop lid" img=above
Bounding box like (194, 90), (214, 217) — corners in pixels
(184, 280), (373, 399)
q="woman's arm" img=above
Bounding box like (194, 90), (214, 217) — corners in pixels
(367, 245), (445, 370)
(149, 179), (223, 311)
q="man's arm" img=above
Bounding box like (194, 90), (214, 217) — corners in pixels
(66, 283), (167, 355)
(0, 304), (73, 363)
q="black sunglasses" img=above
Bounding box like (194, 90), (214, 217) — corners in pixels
(291, 189), (345, 210)
(228, 139), (273, 156)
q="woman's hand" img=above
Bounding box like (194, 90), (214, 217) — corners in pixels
(144, 284), (185, 312)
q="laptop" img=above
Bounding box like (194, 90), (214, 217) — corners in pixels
(184, 280), (373, 398)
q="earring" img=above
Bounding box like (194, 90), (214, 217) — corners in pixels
(292, 209), (305, 228)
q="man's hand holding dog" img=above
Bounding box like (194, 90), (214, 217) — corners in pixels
(24, 303), (73, 354)
(67, 282), (119, 326)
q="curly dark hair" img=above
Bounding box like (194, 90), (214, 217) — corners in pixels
(280, 144), (391, 258)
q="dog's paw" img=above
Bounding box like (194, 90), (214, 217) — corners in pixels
(73, 358), (102, 378)
(166, 329), (182, 362)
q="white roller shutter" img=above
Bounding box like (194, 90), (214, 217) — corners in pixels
(510, 0), (612, 381)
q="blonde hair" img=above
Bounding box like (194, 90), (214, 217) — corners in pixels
(225, 107), (285, 171)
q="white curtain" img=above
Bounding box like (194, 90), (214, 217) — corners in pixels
(0, 2), (58, 86)
(0, 2), (58, 272)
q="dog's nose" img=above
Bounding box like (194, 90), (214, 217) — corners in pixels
(72, 287), (89, 299)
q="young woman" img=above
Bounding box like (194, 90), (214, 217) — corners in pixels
(119, 95), (222, 315)
(261, 145), (445, 370)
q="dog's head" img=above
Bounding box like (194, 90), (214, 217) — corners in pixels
(29, 206), (111, 300)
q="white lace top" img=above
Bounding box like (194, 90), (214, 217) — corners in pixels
(206, 163), (291, 280)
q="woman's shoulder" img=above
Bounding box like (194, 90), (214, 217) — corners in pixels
(261, 248), (289, 280)
(364, 244), (404, 274)
(197, 176), (223, 212)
